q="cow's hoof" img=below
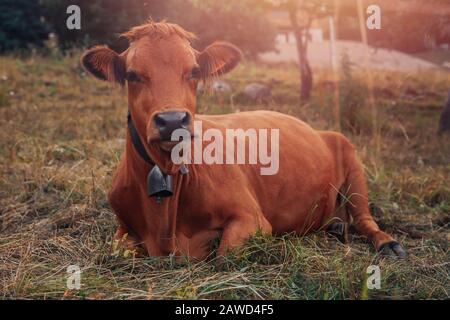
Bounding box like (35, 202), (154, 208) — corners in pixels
(379, 241), (407, 258)
(327, 222), (349, 243)
(214, 256), (227, 271)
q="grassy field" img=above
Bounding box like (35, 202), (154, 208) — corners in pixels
(0, 52), (449, 299)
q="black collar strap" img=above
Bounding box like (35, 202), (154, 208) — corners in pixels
(127, 113), (154, 165)
(127, 113), (182, 203)
(127, 113), (189, 177)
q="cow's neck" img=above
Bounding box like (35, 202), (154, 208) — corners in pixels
(123, 119), (184, 255)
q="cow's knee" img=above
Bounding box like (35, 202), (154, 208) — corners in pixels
(217, 218), (260, 254)
(327, 221), (349, 243)
(216, 213), (271, 265)
(113, 226), (145, 256)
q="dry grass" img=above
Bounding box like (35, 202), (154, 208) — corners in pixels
(0, 52), (449, 299)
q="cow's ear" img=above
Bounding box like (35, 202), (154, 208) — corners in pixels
(197, 41), (242, 79)
(81, 46), (126, 85)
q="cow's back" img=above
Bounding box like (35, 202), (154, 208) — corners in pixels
(190, 111), (338, 234)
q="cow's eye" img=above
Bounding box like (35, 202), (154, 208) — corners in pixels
(126, 71), (142, 83)
(187, 66), (201, 80)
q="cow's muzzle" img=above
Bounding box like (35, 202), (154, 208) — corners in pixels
(153, 111), (191, 141)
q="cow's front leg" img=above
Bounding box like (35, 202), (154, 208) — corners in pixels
(216, 213), (272, 269)
(113, 225), (146, 256)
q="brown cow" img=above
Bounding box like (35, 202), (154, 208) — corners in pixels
(81, 21), (406, 263)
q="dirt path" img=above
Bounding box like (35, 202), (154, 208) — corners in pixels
(259, 40), (441, 71)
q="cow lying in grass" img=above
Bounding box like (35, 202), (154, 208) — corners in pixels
(81, 21), (406, 264)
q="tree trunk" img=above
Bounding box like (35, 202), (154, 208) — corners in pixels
(288, 1), (313, 104)
(298, 45), (313, 102)
(438, 90), (450, 134)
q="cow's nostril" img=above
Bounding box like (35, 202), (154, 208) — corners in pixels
(154, 115), (166, 128)
(154, 111), (191, 141)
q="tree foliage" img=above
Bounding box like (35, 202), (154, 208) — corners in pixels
(367, 1), (450, 53)
(41, 0), (276, 56)
(335, 0), (450, 53)
(41, 0), (149, 50)
(0, 0), (49, 52)
(185, 0), (277, 57)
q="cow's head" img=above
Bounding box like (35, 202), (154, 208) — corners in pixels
(81, 21), (241, 170)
